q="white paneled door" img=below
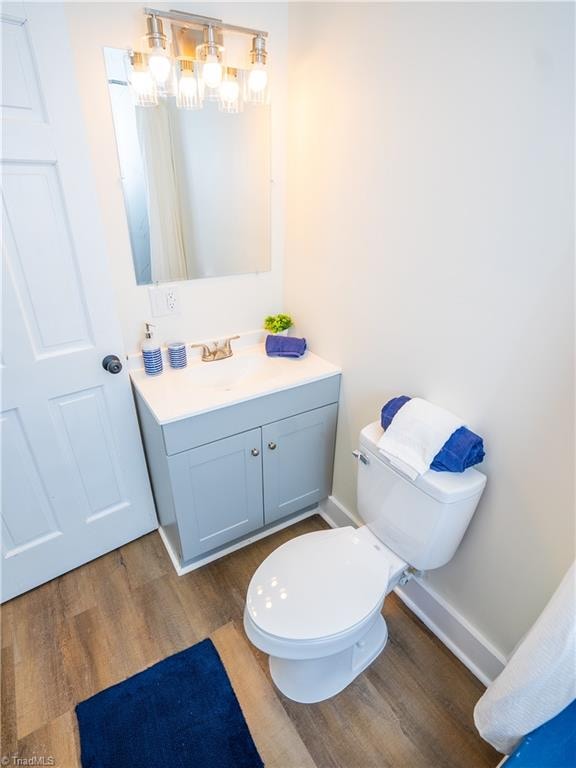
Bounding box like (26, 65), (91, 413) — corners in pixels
(1, 4), (157, 601)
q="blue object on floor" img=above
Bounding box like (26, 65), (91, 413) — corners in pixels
(75, 638), (264, 768)
(502, 698), (576, 767)
(265, 334), (307, 358)
(380, 395), (485, 472)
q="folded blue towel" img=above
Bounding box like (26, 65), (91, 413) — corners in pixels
(380, 395), (485, 473)
(381, 395), (411, 429)
(432, 425), (485, 472)
(265, 335), (307, 358)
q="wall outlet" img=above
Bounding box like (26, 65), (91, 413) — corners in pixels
(149, 286), (180, 317)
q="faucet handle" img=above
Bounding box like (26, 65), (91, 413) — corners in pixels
(222, 335), (240, 353)
(190, 342), (212, 361)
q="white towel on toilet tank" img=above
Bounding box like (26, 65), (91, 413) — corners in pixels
(474, 561), (576, 754)
(377, 397), (464, 479)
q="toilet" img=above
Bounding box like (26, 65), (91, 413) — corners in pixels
(244, 420), (487, 703)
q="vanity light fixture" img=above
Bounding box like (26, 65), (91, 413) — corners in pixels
(146, 15), (172, 89)
(130, 8), (269, 113)
(246, 34), (268, 104)
(129, 52), (158, 107)
(197, 25), (223, 92)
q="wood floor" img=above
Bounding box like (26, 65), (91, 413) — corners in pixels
(0, 516), (500, 768)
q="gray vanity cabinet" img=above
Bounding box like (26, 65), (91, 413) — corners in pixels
(168, 429), (264, 561)
(135, 372), (340, 569)
(262, 404), (338, 524)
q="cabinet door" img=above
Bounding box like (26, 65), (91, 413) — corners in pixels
(168, 429), (263, 561)
(262, 404), (338, 525)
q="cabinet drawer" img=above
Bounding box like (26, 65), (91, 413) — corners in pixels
(168, 429), (264, 561)
(162, 375), (341, 455)
(262, 403), (338, 525)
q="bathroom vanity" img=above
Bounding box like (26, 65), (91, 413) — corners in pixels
(132, 344), (341, 571)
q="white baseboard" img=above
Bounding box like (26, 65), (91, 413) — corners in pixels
(318, 496), (506, 686)
(319, 495), (363, 529)
(395, 579), (506, 686)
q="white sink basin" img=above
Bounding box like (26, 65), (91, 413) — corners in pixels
(184, 354), (279, 391)
(130, 343), (341, 424)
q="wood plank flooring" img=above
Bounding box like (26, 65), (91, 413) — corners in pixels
(0, 516), (501, 767)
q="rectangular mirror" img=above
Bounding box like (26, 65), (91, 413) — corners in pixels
(104, 48), (271, 285)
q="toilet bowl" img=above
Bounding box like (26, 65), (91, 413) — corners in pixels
(244, 525), (407, 702)
(244, 420), (487, 703)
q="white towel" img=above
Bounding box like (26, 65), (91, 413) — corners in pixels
(474, 561), (576, 755)
(377, 397), (464, 479)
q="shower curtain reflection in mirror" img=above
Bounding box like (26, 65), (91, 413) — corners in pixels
(105, 48), (271, 285)
(136, 103), (188, 282)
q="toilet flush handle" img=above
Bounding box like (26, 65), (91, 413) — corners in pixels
(352, 449), (369, 465)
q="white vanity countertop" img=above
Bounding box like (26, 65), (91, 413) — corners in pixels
(130, 343), (341, 425)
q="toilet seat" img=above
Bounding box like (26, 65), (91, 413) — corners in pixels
(245, 526), (406, 642)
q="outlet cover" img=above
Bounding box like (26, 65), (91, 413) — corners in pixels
(149, 286), (180, 317)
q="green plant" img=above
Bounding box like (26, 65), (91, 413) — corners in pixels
(264, 313), (293, 334)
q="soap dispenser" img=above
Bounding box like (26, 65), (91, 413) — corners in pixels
(141, 323), (163, 376)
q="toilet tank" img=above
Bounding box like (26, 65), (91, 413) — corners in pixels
(357, 422), (486, 570)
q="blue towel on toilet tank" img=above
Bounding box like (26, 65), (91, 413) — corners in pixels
(381, 395), (485, 473)
(265, 335), (307, 358)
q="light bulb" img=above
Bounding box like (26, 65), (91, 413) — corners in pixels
(177, 72), (201, 110)
(202, 54), (222, 89)
(219, 68), (241, 113)
(248, 63), (268, 94)
(179, 76), (196, 97)
(130, 69), (157, 107)
(148, 50), (171, 84)
(220, 78), (239, 103)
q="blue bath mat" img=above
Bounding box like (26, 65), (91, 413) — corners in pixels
(75, 638), (264, 768)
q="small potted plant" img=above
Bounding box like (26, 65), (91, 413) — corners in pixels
(264, 313), (293, 336)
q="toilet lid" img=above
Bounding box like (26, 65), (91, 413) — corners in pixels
(246, 527), (406, 641)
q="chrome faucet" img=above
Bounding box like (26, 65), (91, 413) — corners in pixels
(190, 335), (240, 362)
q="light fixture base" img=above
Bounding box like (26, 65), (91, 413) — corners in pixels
(146, 15), (167, 50)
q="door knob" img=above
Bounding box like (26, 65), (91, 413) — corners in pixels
(251, 448), (260, 457)
(102, 354), (123, 374)
(268, 441), (277, 450)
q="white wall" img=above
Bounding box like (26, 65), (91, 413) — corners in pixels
(286, 2), (575, 657)
(65, 2), (287, 354)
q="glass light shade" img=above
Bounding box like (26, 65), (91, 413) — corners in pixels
(177, 68), (202, 110)
(148, 49), (172, 84)
(130, 68), (158, 107)
(202, 54), (223, 89)
(246, 63), (269, 104)
(249, 64), (267, 93)
(219, 73), (241, 113)
(220, 79), (239, 101)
